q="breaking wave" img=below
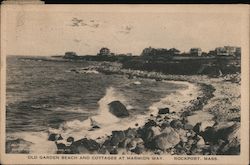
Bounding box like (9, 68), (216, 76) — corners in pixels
(6, 81), (199, 154)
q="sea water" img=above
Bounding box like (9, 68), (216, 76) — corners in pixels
(6, 56), (191, 153)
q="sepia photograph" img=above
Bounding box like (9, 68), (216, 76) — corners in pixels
(0, 4), (249, 165)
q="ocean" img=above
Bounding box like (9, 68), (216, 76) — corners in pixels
(6, 56), (190, 153)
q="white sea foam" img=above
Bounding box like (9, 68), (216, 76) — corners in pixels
(7, 131), (57, 154)
(49, 87), (130, 140)
(49, 81), (199, 141)
(149, 80), (200, 115)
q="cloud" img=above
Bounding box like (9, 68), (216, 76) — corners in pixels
(70, 18), (101, 28)
(71, 17), (84, 27)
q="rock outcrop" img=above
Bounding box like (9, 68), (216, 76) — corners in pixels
(108, 101), (129, 118)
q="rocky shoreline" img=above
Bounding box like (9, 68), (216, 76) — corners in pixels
(46, 64), (240, 155)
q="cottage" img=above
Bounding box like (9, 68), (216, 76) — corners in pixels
(215, 46), (241, 56)
(64, 51), (78, 58)
(190, 48), (202, 56)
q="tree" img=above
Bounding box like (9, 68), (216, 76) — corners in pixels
(141, 47), (168, 56)
(168, 48), (180, 55)
(98, 47), (111, 56)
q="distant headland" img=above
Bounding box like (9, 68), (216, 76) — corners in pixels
(58, 46), (241, 76)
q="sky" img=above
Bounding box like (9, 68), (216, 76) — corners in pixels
(4, 6), (244, 56)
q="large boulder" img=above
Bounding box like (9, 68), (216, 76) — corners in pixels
(110, 131), (126, 146)
(215, 122), (240, 142)
(108, 101), (129, 118)
(141, 126), (161, 143)
(70, 138), (100, 154)
(150, 126), (161, 137)
(200, 122), (239, 145)
(154, 127), (180, 151)
(199, 126), (217, 144)
(56, 143), (67, 154)
(124, 128), (137, 138)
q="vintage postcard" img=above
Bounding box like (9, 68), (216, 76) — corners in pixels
(0, 4), (249, 165)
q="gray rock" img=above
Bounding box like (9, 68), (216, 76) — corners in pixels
(214, 122), (235, 132)
(132, 143), (145, 154)
(200, 126), (217, 144)
(143, 126), (161, 142)
(158, 108), (170, 114)
(110, 131), (126, 146)
(119, 138), (132, 148)
(110, 147), (118, 154)
(170, 119), (183, 129)
(77, 145), (90, 154)
(98, 146), (109, 154)
(160, 121), (171, 129)
(127, 138), (144, 150)
(154, 127), (180, 151)
(226, 123), (240, 142)
(144, 119), (157, 128)
(48, 133), (63, 141)
(151, 126), (161, 136)
(56, 143), (67, 154)
(125, 128), (137, 138)
(200, 122), (239, 146)
(71, 138), (100, 153)
(184, 123), (193, 130)
(216, 123), (240, 154)
(193, 122), (202, 134)
(108, 101), (129, 118)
